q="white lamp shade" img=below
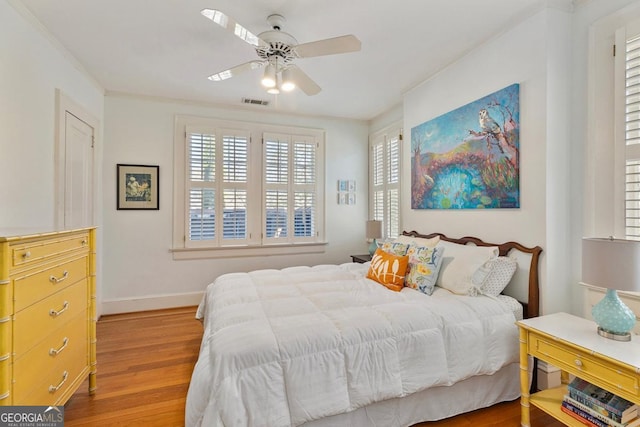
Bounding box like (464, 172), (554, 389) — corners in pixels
(366, 220), (382, 240)
(281, 68), (296, 91)
(582, 237), (640, 292)
(261, 64), (276, 88)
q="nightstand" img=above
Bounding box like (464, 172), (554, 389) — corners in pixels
(350, 254), (372, 263)
(517, 312), (640, 427)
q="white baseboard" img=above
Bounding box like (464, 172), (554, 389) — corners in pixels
(99, 291), (204, 316)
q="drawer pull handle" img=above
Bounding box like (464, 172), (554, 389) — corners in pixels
(49, 301), (69, 317)
(81, 239), (88, 246)
(48, 371), (68, 393)
(49, 271), (69, 284)
(49, 337), (69, 356)
(575, 359), (583, 368)
(22, 251), (31, 259)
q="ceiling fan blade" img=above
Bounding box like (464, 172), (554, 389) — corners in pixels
(287, 65), (321, 96)
(201, 9), (269, 49)
(208, 61), (265, 81)
(295, 35), (361, 58)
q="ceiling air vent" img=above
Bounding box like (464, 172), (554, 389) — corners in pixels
(242, 97), (269, 106)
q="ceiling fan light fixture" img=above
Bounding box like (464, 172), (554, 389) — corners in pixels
(203, 11), (360, 97)
(267, 73), (281, 94)
(281, 68), (296, 92)
(261, 64), (276, 88)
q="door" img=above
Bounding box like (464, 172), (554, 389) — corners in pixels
(64, 112), (94, 228)
(55, 91), (97, 229)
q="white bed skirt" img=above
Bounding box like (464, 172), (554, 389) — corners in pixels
(187, 353), (521, 427)
(302, 362), (521, 427)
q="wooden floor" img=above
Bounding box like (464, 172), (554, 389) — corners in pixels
(63, 307), (565, 426)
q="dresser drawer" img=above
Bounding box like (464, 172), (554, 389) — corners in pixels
(529, 331), (640, 397)
(13, 279), (87, 355)
(14, 354), (88, 405)
(13, 256), (87, 312)
(11, 232), (89, 268)
(12, 311), (88, 403)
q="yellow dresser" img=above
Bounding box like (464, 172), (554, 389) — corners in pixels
(0, 227), (96, 405)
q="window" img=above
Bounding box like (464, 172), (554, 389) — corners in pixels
(263, 133), (318, 243)
(369, 123), (402, 239)
(173, 116), (325, 258)
(187, 128), (249, 245)
(619, 26), (640, 239)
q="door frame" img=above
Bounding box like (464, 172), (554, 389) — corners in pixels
(55, 89), (100, 228)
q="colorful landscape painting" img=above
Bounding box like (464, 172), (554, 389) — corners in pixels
(411, 83), (520, 209)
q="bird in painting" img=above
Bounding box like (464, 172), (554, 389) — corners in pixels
(478, 109), (501, 135)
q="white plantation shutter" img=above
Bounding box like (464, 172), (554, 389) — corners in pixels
(265, 135), (289, 239)
(626, 160), (640, 238)
(369, 126), (402, 239)
(387, 188), (400, 238)
(386, 137), (401, 238)
(221, 133), (248, 243)
(185, 127), (249, 246)
(293, 140), (316, 238)
(175, 117), (324, 254)
(188, 131), (216, 242)
(189, 188), (215, 241)
(624, 33), (640, 239)
(264, 133), (318, 243)
(372, 142), (385, 227)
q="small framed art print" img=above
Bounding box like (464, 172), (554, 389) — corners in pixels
(117, 164), (159, 210)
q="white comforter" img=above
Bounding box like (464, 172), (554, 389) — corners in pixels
(186, 263), (519, 427)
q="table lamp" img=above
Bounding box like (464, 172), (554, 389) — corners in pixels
(582, 237), (640, 341)
(366, 220), (382, 256)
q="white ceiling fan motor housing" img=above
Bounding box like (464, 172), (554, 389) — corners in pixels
(256, 14), (297, 67)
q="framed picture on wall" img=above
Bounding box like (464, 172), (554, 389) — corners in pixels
(411, 83), (520, 209)
(117, 164), (159, 210)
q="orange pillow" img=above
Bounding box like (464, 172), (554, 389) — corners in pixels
(366, 248), (409, 292)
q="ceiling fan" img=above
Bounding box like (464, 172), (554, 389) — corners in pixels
(201, 9), (361, 96)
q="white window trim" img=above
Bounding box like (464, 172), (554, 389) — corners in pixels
(172, 115), (326, 259)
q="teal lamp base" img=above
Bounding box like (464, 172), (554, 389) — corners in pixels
(591, 289), (636, 342)
(368, 239), (378, 256)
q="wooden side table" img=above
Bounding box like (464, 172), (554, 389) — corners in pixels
(350, 254), (372, 263)
(517, 312), (640, 426)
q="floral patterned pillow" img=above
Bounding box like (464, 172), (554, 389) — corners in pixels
(366, 248), (409, 292)
(405, 245), (445, 295)
(376, 239), (410, 256)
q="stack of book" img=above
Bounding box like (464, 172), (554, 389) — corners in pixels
(561, 377), (640, 427)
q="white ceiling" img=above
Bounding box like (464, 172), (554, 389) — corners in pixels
(17, 0), (546, 120)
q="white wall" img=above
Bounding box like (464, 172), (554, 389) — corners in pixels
(396, 0), (640, 316)
(101, 94), (369, 313)
(403, 8), (556, 312)
(0, 0), (104, 227)
(369, 103), (403, 134)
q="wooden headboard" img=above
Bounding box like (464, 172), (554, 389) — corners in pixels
(402, 231), (543, 318)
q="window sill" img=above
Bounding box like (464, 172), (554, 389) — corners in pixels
(171, 241), (328, 260)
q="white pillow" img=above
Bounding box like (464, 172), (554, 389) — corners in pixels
(471, 256), (517, 296)
(396, 234), (440, 248)
(436, 241), (498, 295)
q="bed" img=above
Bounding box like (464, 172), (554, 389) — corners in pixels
(185, 231), (542, 427)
